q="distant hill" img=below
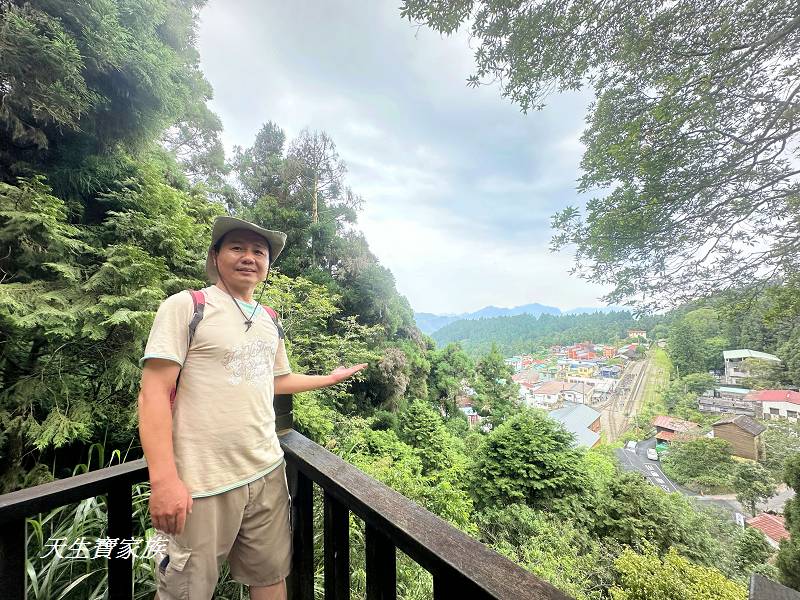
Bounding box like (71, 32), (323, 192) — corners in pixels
(415, 303), (624, 334)
(429, 311), (654, 357)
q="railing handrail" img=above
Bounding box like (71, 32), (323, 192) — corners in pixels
(281, 429), (572, 600)
(0, 459), (148, 524)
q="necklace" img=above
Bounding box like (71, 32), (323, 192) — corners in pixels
(217, 276), (268, 332)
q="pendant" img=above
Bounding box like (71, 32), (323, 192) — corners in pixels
(245, 320), (253, 332)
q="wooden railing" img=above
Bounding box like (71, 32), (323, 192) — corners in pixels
(0, 395), (572, 600)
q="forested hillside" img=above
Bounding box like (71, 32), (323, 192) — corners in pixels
(2, 1), (799, 599)
(432, 311), (656, 357)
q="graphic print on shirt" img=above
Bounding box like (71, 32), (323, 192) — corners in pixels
(222, 339), (276, 385)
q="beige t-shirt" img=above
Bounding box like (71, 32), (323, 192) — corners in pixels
(140, 285), (291, 498)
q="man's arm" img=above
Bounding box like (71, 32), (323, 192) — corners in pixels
(138, 358), (193, 534)
(274, 363), (367, 394)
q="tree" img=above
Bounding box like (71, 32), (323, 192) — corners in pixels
(471, 410), (586, 510)
(733, 528), (773, 575)
(661, 438), (736, 493)
(399, 399), (459, 475)
(761, 419), (800, 479)
(401, 0), (800, 311)
(667, 308), (728, 376)
(0, 0), (218, 196)
(477, 504), (614, 600)
(610, 547), (747, 600)
(777, 454), (800, 590)
(426, 343), (473, 414)
(474, 343), (519, 426)
(733, 462), (777, 517)
(285, 129), (360, 272)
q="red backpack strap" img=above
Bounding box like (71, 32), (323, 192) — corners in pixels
(261, 305), (285, 340)
(170, 290), (206, 411)
(187, 289), (206, 346)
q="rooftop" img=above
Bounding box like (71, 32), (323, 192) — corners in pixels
(746, 513), (790, 544)
(713, 415), (766, 436)
(652, 415), (701, 432)
(746, 389), (800, 405)
(549, 404), (601, 448)
(723, 349), (781, 362)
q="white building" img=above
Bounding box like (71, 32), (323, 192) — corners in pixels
(723, 349), (781, 385)
(746, 389), (800, 422)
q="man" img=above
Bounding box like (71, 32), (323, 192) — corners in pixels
(138, 216), (366, 600)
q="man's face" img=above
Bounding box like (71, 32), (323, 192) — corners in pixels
(214, 229), (270, 287)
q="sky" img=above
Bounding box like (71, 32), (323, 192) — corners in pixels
(197, 0), (613, 314)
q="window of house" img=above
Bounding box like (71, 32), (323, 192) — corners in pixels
(770, 408), (780, 415)
(788, 410), (798, 419)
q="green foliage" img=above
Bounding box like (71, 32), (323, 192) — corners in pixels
(667, 309), (727, 376)
(761, 417), (800, 479)
(478, 504), (613, 600)
(582, 471), (723, 568)
(733, 528), (773, 576)
(426, 343), (473, 414)
(777, 454), (800, 590)
(474, 343), (519, 426)
(0, 165), (219, 491)
(471, 410), (586, 510)
(0, 0), (219, 194)
(610, 547), (747, 600)
(662, 438), (736, 493)
(732, 462), (776, 517)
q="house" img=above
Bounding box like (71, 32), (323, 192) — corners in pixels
(712, 415), (766, 460)
(529, 381), (566, 407)
(456, 396), (482, 427)
(528, 381), (593, 408)
(566, 377), (615, 402)
(599, 364), (622, 379)
(746, 513), (790, 549)
(723, 349), (781, 385)
(698, 386), (756, 416)
(652, 415), (701, 444)
(549, 403), (602, 448)
(746, 389), (800, 422)
(627, 329), (647, 340)
(617, 343), (639, 359)
(512, 368), (540, 387)
(602, 346), (617, 358)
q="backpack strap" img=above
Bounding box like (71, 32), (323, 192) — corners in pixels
(169, 289), (206, 411)
(187, 289), (206, 346)
(261, 305), (285, 340)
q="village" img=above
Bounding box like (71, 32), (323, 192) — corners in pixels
(454, 329), (799, 553)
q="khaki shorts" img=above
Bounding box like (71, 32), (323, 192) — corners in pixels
(156, 461), (292, 600)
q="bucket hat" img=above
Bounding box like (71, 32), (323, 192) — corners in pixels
(205, 216), (287, 283)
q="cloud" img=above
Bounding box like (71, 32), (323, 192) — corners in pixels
(197, 0), (612, 313)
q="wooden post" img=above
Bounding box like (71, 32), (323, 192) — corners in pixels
(287, 467), (314, 600)
(324, 492), (350, 600)
(365, 524), (396, 600)
(107, 484), (133, 600)
(0, 518), (25, 600)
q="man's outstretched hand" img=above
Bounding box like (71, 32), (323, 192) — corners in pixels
(329, 363), (368, 384)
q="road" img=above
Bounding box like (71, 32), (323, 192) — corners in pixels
(616, 437), (796, 517)
(615, 437), (683, 494)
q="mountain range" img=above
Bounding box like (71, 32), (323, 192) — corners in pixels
(414, 303), (627, 334)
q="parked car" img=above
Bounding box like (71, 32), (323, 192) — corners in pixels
(625, 441), (637, 451)
(646, 448), (659, 461)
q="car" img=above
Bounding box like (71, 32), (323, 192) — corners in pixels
(646, 448), (659, 461)
(625, 441), (637, 451)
